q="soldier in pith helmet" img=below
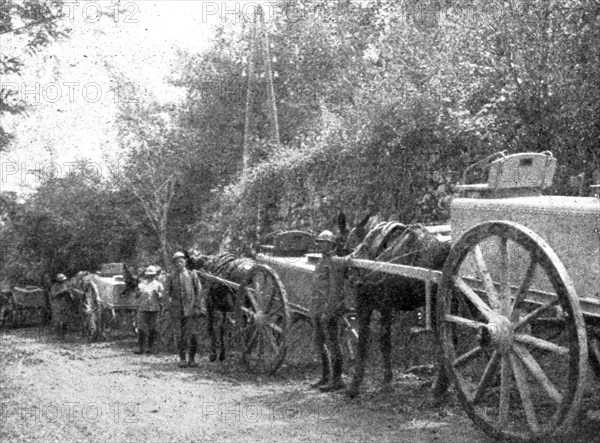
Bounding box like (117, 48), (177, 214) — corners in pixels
(310, 230), (348, 392)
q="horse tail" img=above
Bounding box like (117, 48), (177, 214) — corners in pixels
(338, 211), (348, 235)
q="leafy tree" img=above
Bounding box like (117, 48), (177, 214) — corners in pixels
(1, 168), (141, 284)
(117, 98), (192, 267)
(1, 0), (68, 151)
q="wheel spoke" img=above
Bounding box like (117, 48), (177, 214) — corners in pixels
(591, 337), (600, 368)
(513, 344), (562, 403)
(266, 328), (280, 353)
(268, 323), (283, 335)
(245, 290), (260, 311)
(258, 328), (266, 358)
(498, 237), (511, 315)
(241, 306), (255, 318)
(445, 314), (486, 330)
(254, 282), (268, 311)
(453, 346), (484, 368)
(509, 352), (540, 433)
(514, 333), (569, 355)
(499, 354), (510, 427)
(510, 256), (537, 319)
(514, 300), (559, 330)
(245, 327), (260, 353)
(473, 350), (500, 404)
(454, 277), (494, 321)
(265, 291), (281, 314)
(473, 245), (501, 311)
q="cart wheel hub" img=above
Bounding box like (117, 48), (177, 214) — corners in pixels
(480, 316), (513, 353)
(254, 311), (266, 326)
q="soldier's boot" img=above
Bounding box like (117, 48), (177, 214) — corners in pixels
(319, 357), (345, 392)
(178, 350), (188, 367)
(188, 341), (198, 368)
(59, 322), (69, 340)
(146, 330), (156, 354)
(56, 323), (65, 339)
(134, 331), (145, 354)
(310, 352), (331, 388)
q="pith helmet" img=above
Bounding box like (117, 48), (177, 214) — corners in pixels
(144, 265), (159, 276)
(172, 251), (186, 261)
(315, 230), (336, 243)
(56, 273), (67, 282)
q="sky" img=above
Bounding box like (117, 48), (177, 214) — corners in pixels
(1, 0), (229, 194)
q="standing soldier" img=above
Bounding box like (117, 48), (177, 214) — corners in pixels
(49, 273), (72, 339)
(134, 265), (163, 354)
(310, 230), (348, 392)
(165, 252), (203, 368)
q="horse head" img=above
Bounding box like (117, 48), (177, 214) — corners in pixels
(185, 249), (210, 271)
(342, 209), (384, 255)
(123, 264), (140, 295)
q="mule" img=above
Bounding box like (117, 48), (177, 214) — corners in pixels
(186, 251), (255, 362)
(341, 216), (451, 398)
(67, 266), (139, 341)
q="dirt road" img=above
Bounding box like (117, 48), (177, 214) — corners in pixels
(1, 326), (598, 442)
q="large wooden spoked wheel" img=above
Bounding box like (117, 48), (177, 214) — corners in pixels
(437, 221), (587, 442)
(237, 264), (289, 375)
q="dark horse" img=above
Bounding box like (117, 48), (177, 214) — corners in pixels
(341, 216), (451, 398)
(186, 251), (255, 362)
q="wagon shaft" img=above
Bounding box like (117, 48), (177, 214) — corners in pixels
(195, 270), (240, 290)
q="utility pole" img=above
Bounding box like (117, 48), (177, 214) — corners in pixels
(242, 4), (281, 242)
(242, 4), (280, 176)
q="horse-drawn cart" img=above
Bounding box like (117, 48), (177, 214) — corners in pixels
(0, 285), (48, 328)
(310, 151), (598, 442)
(197, 150), (597, 441)
(193, 233), (358, 376)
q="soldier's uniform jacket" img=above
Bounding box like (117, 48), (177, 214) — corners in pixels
(310, 251), (346, 320)
(136, 280), (164, 312)
(49, 282), (73, 324)
(165, 268), (202, 318)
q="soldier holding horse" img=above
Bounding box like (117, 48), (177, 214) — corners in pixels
(310, 230), (349, 392)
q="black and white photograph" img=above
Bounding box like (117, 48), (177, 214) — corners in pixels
(1, 1), (599, 441)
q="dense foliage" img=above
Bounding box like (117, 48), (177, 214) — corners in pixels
(182, 0), (600, 251)
(0, 168), (145, 284)
(2, 0), (599, 283)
